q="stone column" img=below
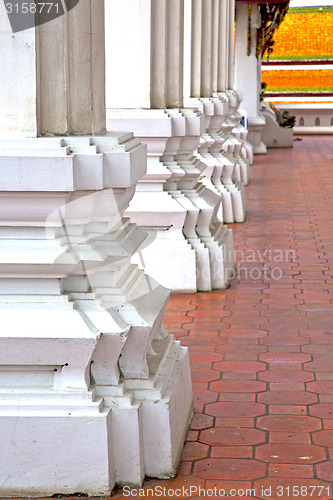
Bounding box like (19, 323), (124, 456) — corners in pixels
(0, 1), (192, 495)
(106, 0), (235, 292)
(184, 0), (248, 230)
(234, 3), (267, 154)
(228, 0), (236, 90)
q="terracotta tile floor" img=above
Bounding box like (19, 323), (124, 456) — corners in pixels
(114, 136), (333, 499)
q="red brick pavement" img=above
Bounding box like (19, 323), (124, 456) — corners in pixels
(114, 136), (333, 498)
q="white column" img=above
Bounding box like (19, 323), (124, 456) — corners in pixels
(228, 0), (235, 89)
(106, 0), (236, 292)
(0, 1), (192, 495)
(217, 0), (228, 92)
(106, 0), (196, 293)
(0, 0), (105, 136)
(234, 3), (267, 154)
(184, 0), (248, 226)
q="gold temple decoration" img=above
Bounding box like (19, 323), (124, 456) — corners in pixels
(256, 1), (290, 59)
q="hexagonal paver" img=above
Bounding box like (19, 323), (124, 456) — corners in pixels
(268, 463), (313, 477)
(269, 431), (310, 444)
(210, 446), (253, 458)
(305, 359), (333, 373)
(309, 404), (333, 419)
(213, 360), (266, 373)
(214, 417), (255, 428)
(217, 344), (267, 354)
(191, 368), (220, 382)
(260, 336), (309, 346)
(312, 430), (333, 447)
(259, 353), (311, 364)
(256, 443), (326, 464)
(181, 336), (226, 347)
(258, 370), (314, 383)
(187, 309), (231, 318)
(180, 442), (209, 461)
(316, 461), (333, 482)
(210, 380), (266, 393)
(189, 351), (224, 363)
(302, 344), (333, 355)
(205, 402), (266, 418)
(164, 315), (193, 325)
(257, 415), (322, 432)
(190, 414), (214, 430)
(221, 329), (267, 338)
(193, 458), (266, 480)
(193, 382), (219, 406)
(299, 329), (333, 345)
(200, 427), (266, 446)
(307, 381), (333, 394)
(258, 390), (318, 405)
(300, 314), (333, 330)
(269, 405), (308, 416)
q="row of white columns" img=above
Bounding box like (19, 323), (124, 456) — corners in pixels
(106, 0), (253, 294)
(0, 0), (257, 496)
(0, 0), (193, 494)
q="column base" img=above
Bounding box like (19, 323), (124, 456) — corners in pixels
(0, 412), (113, 497)
(248, 115), (267, 155)
(0, 134), (193, 496)
(0, 342), (192, 496)
(127, 190), (197, 293)
(252, 141), (268, 155)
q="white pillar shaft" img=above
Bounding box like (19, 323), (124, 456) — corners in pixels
(228, 0), (235, 89)
(235, 4), (261, 118)
(105, 0), (152, 109)
(151, 0), (168, 108)
(183, 0), (193, 99)
(234, 3), (267, 153)
(106, 0), (184, 109)
(0, 4), (37, 135)
(217, 0), (228, 91)
(167, 0), (184, 107)
(212, 0), (219, 92)
(0, 1), (105, 136)
(38, 0), (106, 135)
(190, 0), (202, 97)
(185, 0), (234, 97)
(201, 0), (213, 97)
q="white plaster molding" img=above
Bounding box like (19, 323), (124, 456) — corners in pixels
(0, 134), (193, 495)
(107, 106), (236, 291)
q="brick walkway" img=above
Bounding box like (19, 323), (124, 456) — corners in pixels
(114, 136), (333, 499)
